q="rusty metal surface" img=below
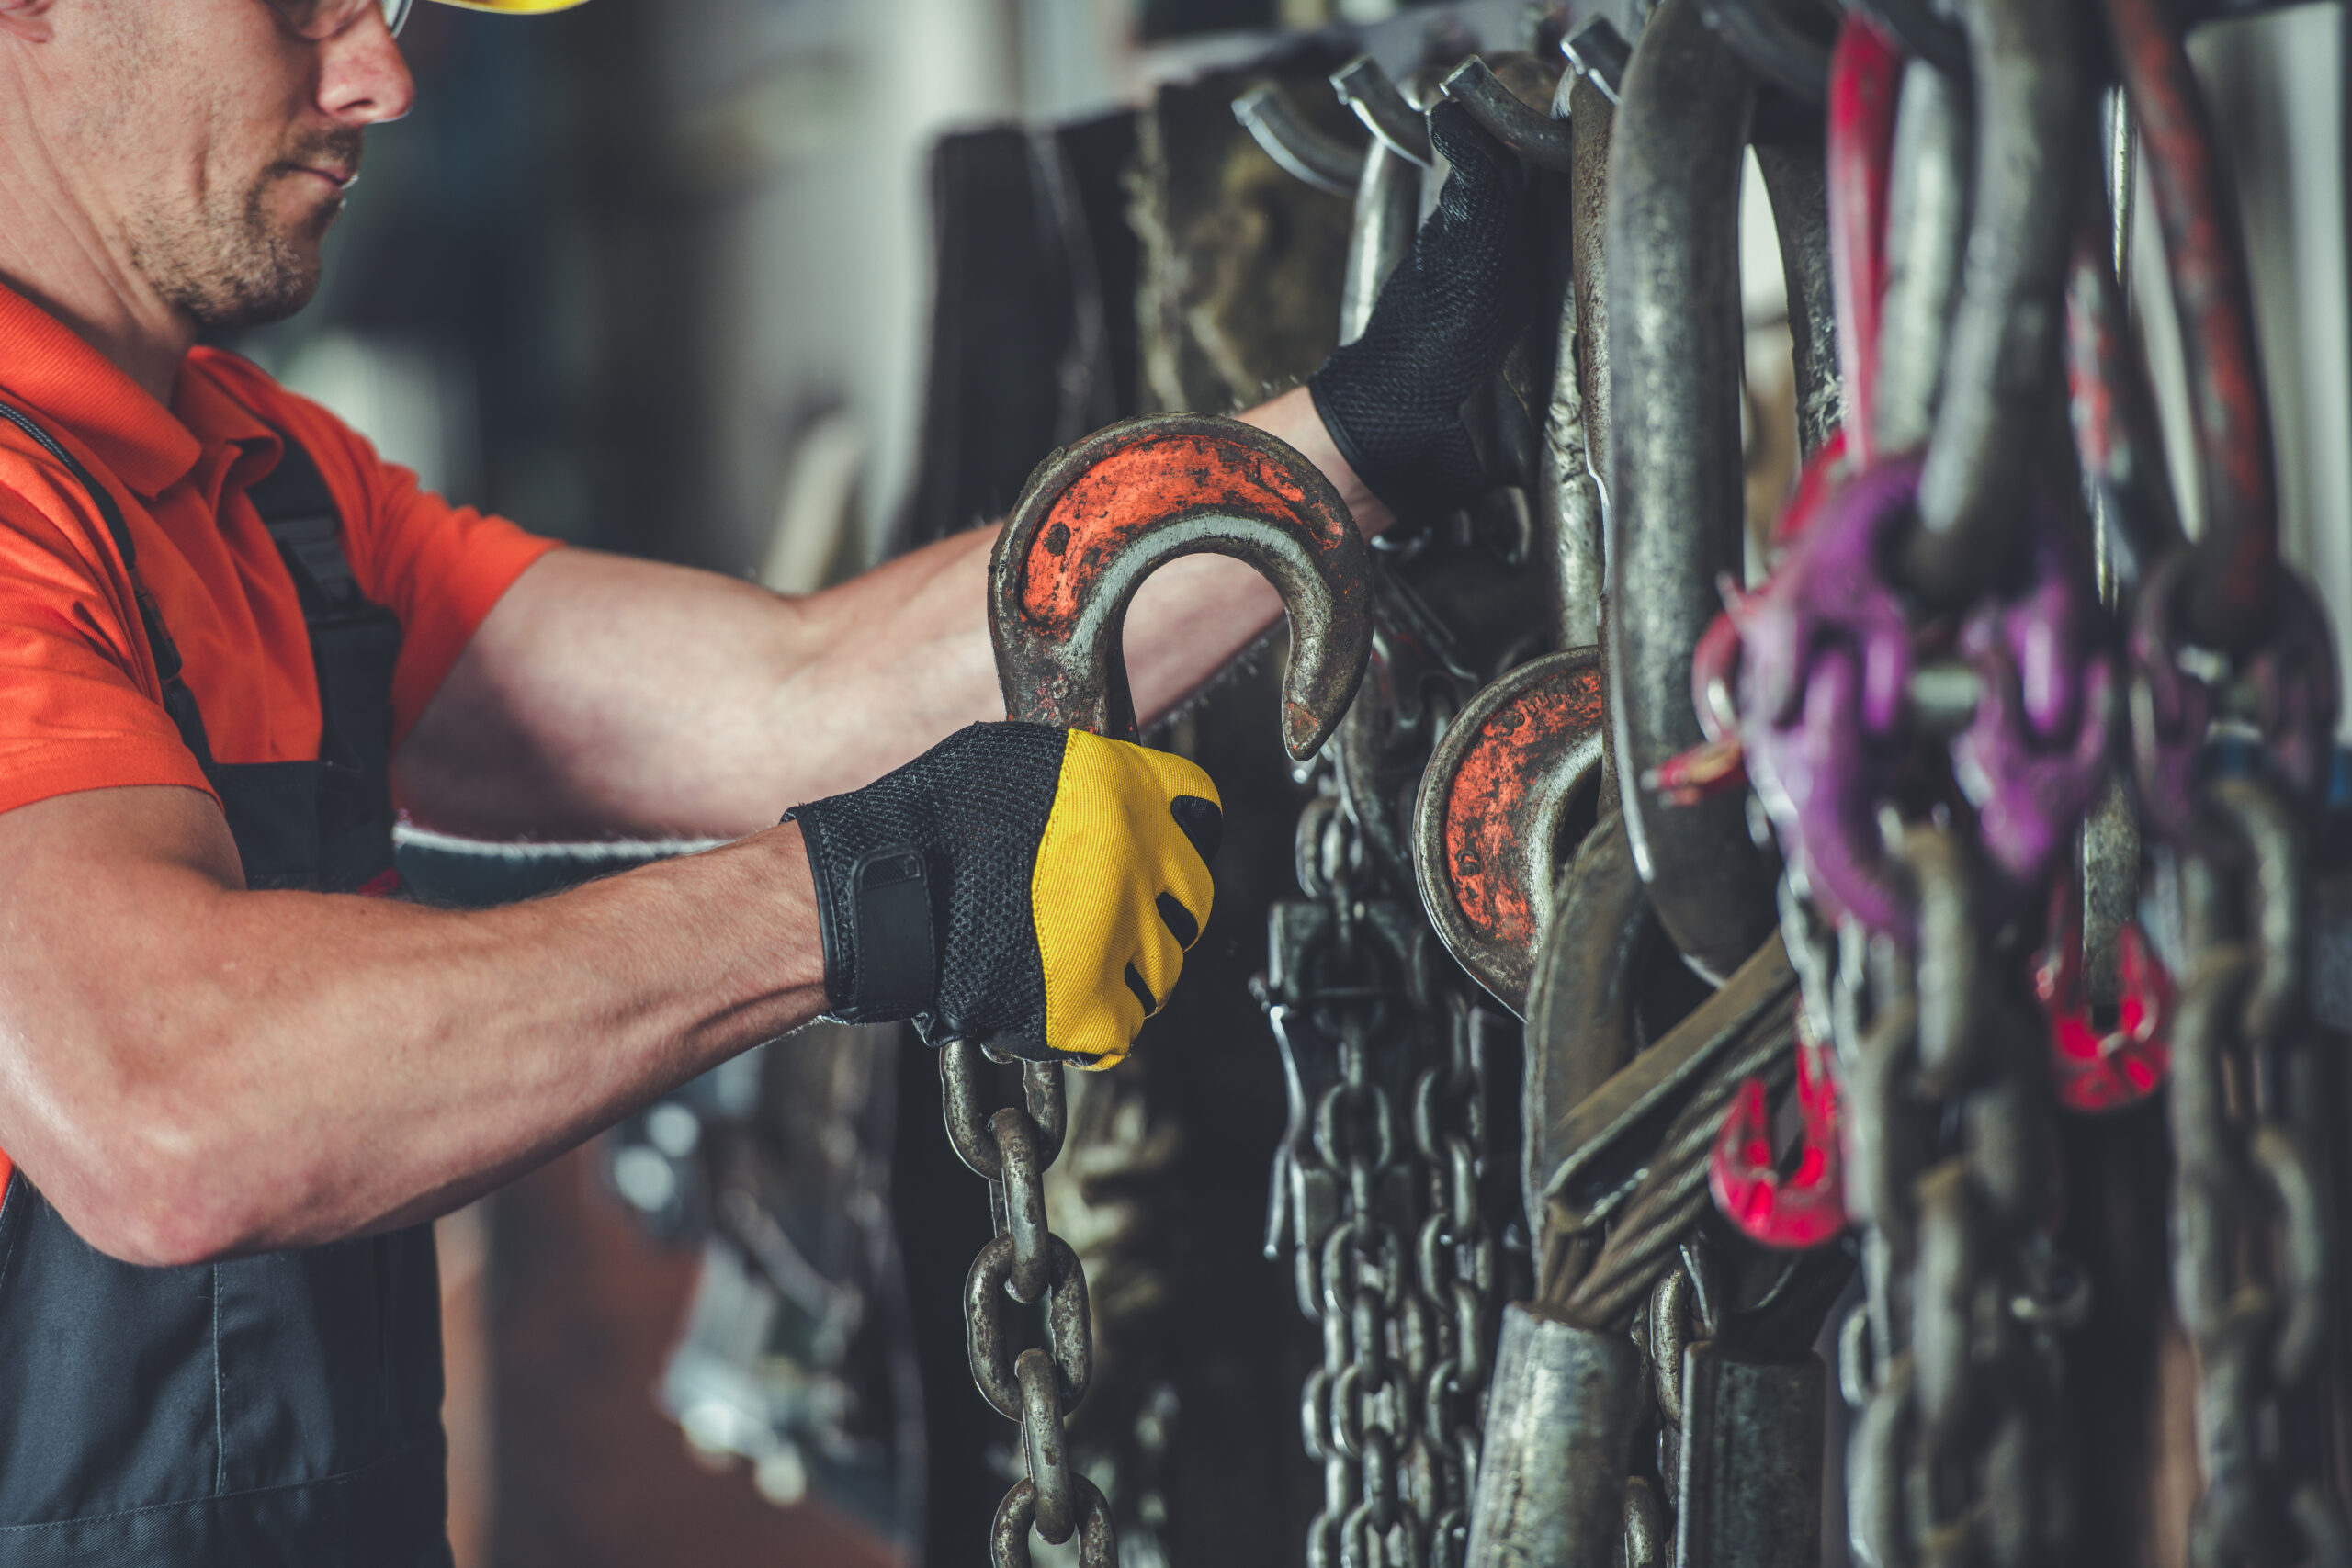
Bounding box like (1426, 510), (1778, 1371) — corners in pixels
(1753, 143), (1843, 463)
(2103, 0), (2281, 652)
(989, 413), (1374, 761)
(1412, 649), (1608, 1013)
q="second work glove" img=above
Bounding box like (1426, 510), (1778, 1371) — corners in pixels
(785, 723), (1222, 1069)
(1307, 101), (1538, 523)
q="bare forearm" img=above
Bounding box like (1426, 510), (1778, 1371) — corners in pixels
(0, 795), (824, 1263)
(399, 387), (1391, 840)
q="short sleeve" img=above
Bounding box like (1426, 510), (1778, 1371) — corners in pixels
(0, 449), (212, 817)
(344, 459), (562, 750)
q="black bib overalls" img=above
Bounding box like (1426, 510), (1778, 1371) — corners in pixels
(0, 406), (451, 1567)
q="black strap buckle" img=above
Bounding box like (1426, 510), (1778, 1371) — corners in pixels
(851, 844), (935, 1018)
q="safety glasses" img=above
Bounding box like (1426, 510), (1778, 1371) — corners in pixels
(267, 0), (414, 40)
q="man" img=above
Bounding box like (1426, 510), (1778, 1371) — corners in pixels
(0, 0), (1531, 1562)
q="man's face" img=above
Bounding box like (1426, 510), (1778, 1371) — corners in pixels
(52, 0), (412, 330)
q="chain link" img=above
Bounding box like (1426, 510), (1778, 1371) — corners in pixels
(1267, 739), (1513, 1568)
(942, 1041), (1116, 1568)
(1835, 826), (2075, 1568)
(2168, 779), (2349, 1568)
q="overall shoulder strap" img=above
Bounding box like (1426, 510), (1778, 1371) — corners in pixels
(246, 433), (368, 623)
(0, 398), (212, 762)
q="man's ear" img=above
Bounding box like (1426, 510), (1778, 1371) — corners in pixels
(0, 0), (57, 45)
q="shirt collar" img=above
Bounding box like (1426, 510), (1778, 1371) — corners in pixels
(0, 280), (278, 500)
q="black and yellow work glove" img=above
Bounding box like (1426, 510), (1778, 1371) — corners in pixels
(785, 723), (1222, 1069)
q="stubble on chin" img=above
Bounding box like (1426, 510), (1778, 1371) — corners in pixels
(130, 133), (361, 333)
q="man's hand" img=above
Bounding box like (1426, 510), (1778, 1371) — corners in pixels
(786, 724), (1221, 1068)
(1307, 103), (1537, 522)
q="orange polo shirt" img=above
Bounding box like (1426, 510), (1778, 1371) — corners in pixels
(0, 284), (561, 810)
(0, 286), (563, 1192)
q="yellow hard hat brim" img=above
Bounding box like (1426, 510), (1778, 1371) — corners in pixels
(426, 0), (589, 13)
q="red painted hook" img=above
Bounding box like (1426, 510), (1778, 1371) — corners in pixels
(2037, 919), (2173, 1113)
(1709, 1023), (1849, 1250)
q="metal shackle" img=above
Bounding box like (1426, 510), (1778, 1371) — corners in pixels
(988, 413), (1374, 758)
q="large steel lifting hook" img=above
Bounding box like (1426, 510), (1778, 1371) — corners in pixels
(989, 413), (1374, 757)
(980, 413), (1371, 1568)
(1411, 649), (1608, 1014)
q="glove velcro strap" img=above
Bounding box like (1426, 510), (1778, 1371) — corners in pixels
(849, 844), (936, 1017)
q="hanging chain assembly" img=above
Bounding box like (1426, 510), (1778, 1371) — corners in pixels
(1260, 499), (1547, 1568)
(967, 413), (1372, 1567)
(2165, 782), (2347, 1566)
(917, 0), (2352, 1558)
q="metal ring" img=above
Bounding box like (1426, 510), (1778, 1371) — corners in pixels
(1606, 0), (1781, 981)
(941, 1040), (1002, 1179)
(943, 1046), (1069, 1181)
(994, 1109), (1053, 1304)
(965, 1232), (1091, 1420)
(2102, 0), (2280, 651)
(1901, 0), (2084, 609)
(992, 1475), (1116, 1568)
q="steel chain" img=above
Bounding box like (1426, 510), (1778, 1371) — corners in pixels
(1268, 746), (1510, 1568)
(1833, 828), (2077, 1568)
(941, 1040), (1116, 1568)
(2168, 779), (2349, 1568)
